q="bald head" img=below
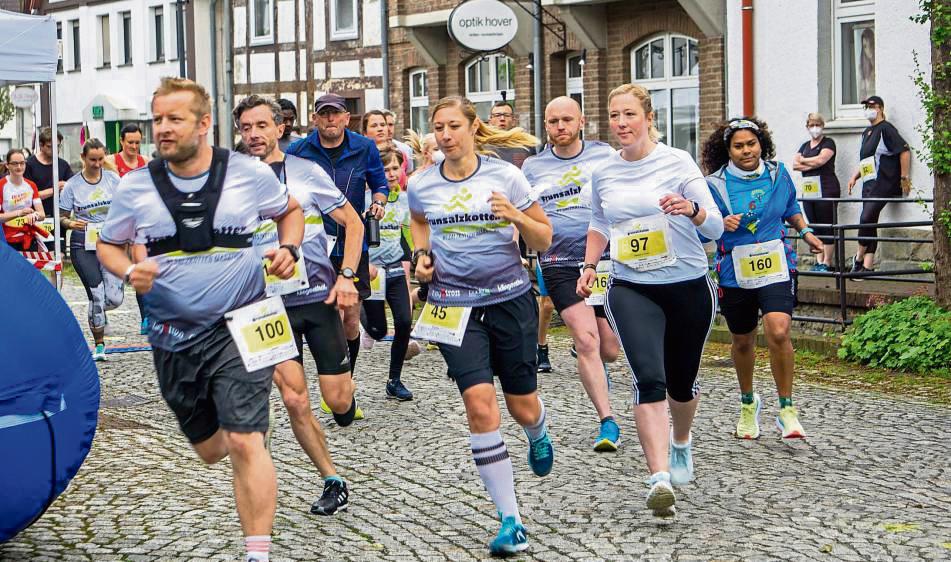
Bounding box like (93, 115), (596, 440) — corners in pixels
(545, 96), (585, 150)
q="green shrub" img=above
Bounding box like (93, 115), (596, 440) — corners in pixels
(838, 296), (951, 374)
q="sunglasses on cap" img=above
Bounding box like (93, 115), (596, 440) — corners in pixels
(724, 119), (760, 142)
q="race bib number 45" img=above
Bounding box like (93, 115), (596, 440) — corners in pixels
(411, 302), (472, 347)
(225, 296), (299, 371)
(610, 214), (676, 271)
(731, 239), (790, 289)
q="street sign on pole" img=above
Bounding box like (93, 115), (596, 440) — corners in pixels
(11, 86), (37, 109)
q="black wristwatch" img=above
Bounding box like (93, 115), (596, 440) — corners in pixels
(280, 244), (301, 262)
(339, 267), (356, 280)
(412, 248), (430, 267)
(689, 200), (701, 218)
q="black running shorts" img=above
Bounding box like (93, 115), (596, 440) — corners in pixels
(541, 266), (607, 318)
(287, 300), (351, 374)
(152, 322), (273, 444)
(718, 278), (796, 335)
(438, 290), (539, 396)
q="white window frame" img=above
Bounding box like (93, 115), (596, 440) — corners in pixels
(409, 68), (429, 134)
(118, 11), (133, 66)
(168, 3), (182, 61)
(832, 0), (875, 120)
(69, 19), (81, 71)
(249, 0), (274, 45)
(330, 0), (359, 41)
(150, 5), (165, 62)
(566, 53), (584, 112)
(464, 54), (516, 118)
(630, 33), (700, 158)
(97, 13), (111, 69)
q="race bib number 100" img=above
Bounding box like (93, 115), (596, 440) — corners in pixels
(610, 214), (676, 271)
(225, 296), (299, 371)
(582, 260), (612, 306)
(411, 302), (472, 347)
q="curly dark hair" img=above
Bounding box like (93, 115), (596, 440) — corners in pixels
(700, 116), (776, 175)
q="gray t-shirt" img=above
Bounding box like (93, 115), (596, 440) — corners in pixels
(99, 151), (290, 351)
(254, 154), (346, 307)
(366, 190), (409, 270)
(60, 170), (121, 247)
(522, 141), (615, 269)
(407, 156), (533, 307)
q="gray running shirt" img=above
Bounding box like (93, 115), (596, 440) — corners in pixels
(407, 156), (533, 306)
(60, 170), (121, 224)
(99, 151), (290, 351)
(590, 143), (724, 284)
(522, 141), (615, 268)
(255, 154), (346, 308)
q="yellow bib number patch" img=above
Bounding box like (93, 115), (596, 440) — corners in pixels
(411, 302), (472, 347)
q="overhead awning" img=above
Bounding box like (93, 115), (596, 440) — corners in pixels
(0, 9), (58, 86)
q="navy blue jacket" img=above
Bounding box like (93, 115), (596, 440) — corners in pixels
(287, 129), (388, 255)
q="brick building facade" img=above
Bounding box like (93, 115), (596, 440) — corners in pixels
(387, 0), (726, 157)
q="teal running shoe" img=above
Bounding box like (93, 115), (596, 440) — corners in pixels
(526, 431), (554, 477)
(668, 434), (694, 486)
(489, 516), (528, 556)
(593, 418), (620, 452)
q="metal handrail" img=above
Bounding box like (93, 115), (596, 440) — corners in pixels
(786, 196), (935, 327)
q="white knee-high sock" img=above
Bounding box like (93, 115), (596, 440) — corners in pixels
(470, 430), (520, 523)
(522, 397), (547, 441)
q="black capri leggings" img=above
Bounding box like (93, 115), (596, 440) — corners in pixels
(605, 275), (717, 405)
(361, 269), (413, 381)
(858, 182), (901, 254)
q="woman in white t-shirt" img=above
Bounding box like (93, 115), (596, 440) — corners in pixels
(1, 148), (47, 251)
(60, 139), (124, 361)
(578, 83), (723, 518)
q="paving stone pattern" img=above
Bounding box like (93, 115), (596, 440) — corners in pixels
(3, 281), (950, 561)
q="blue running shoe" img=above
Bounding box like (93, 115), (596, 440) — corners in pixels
(593, 418), (620, 452)
(668, 433), (694, 486)
(526, 431), (554, 477)
(489, 516), (528, 556)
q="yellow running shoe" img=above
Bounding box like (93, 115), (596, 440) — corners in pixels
(735, 392), (761, 439)
(320, 398), (364, 420)
(319, 398), (331, 414)
(354, 406), (365, 420)
(776, 405), (806, 439)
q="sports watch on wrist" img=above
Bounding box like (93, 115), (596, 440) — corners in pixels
(689, 200), (701, 218)
(339, 267), (356, 280)
(279, 244), (300, 262)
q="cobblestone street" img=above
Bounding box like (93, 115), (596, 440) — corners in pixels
(3, 281), (950, 561)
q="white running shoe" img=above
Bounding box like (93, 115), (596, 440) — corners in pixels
(646, 472), (676, 517)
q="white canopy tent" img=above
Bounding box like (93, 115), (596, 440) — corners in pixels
(0, 9), (63, 287)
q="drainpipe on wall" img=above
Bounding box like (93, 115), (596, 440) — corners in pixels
(532, 0), (543, 144)
(742, 0), (754, 116)
(210, 0), (219, 145)
(223, 1), (235, 148)
(381, 0), (390, 109)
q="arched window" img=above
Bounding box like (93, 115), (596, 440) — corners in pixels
(566, 53), (584, 111)
(408, 69), (429, 134)
(465, 54), (515, 120)
(631, 33), (699, 158)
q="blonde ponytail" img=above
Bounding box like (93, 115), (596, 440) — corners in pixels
(430, 96), (538, 155)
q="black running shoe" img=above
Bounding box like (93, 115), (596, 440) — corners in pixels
(311, 478), (350, 516)
(537, 344), (552, 373)
(386, 379), (414, 401)
(850, 259), (867, 281)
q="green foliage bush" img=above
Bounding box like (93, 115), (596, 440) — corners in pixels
(839, 297), (951, 374)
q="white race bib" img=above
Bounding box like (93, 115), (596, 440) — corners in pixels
(326, 235), (337, 257)
(800, 177), (820, 199)
(731, 239), (790, 289)
(859, 156), (877, 183)
(582, 260), (612, 306)
(610, 214), (676, 271)
(411, 302), (472, 347)
(262, 256), (310, 297)
(38, 219), (56, 242)
(225, 296), (299, 372)
(367, 269), (386, 301)
(84, 225), (101, 251)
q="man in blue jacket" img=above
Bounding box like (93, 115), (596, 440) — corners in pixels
(287, 93), (388, 388)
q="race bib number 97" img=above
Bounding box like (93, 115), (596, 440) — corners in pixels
(610, 214), (676, 271)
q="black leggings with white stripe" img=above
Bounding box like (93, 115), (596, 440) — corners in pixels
(605, 274), (717, 405)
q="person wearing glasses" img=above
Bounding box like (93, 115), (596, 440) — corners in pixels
(701, 117), (823, 442)
(487, 102), (536, 169)
(1, 148), (46, 251)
